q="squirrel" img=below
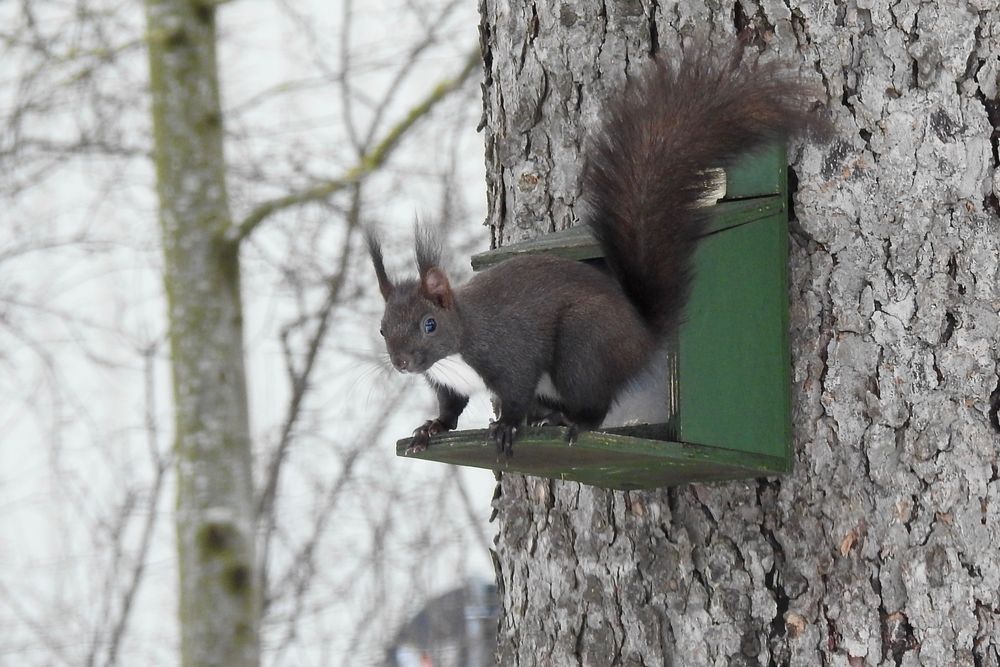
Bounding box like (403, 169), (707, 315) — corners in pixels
(366, 43), (828, 458)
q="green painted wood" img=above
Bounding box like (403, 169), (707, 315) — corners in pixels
(471, 225), (596, 271)
(677, 211), (791, 465)
(470, 195), (785, 271)
(724, 143), (784, 199)
(396, 426), (788, 490)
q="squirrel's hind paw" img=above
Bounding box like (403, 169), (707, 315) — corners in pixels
(488, 421), (517, 460)
(529, 410), (571, 427)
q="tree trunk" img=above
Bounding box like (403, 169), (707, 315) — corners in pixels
(145, 1), (259, 665)
(482, 1), (1000, 665)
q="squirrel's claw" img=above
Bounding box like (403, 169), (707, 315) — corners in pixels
(529, 410), (570, 427)
(489, 421), (517, 460)
(407, 419), (446, 454)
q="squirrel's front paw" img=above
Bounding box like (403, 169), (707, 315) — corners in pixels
(407, 419), (446, 454)
(488, 421), (517, 460)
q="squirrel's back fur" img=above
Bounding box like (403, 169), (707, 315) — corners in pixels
(585, 44), (826, 337)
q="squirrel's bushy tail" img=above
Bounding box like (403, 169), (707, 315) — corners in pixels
(584, 44), (827, 337)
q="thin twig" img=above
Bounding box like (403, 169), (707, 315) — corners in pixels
(229, 47), (480, 244)
(102, 345), (172, 667)
(338, 0), (360, 151)
(361, 0), (466, 150)
(265, 385), (407, 661)
(450, 468), (493, 561)
(255, 185), (363, 528)
(0, 580), (74, 667)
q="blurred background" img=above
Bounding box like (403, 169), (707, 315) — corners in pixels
(0, 1), (498, 664)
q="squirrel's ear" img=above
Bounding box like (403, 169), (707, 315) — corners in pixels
(420, 267), (454, 309)
(365, 229), (393, 301)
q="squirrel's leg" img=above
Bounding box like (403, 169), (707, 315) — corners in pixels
(528, 395), (570, 427)
(551, 300), (649, 444)
(560, 406), (608, 446)
(407, 382), (468, 454)
(489, 392), (533, 460)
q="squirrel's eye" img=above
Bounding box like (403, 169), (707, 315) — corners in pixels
(423, 317), (437, 334)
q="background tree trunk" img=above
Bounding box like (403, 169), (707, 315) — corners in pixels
(482, 1), (1000, 665)
(145, 1), (259, 665)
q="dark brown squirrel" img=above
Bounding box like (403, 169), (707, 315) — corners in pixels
(366, 43), (828, 457)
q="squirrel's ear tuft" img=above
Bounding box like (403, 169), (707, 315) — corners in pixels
(420, 267), (454, 309)
(365, 229), (393, 301)
(414, 222), (443, 278)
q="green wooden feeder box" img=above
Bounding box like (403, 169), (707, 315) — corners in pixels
(397, 145), (793, 490)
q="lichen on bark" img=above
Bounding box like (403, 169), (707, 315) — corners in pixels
(481, 0), (1000, 665)
(144, 1), (259, 665)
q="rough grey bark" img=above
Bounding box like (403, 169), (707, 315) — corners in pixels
(145, 1), (259, 665)
(482, 1), (1000, 665)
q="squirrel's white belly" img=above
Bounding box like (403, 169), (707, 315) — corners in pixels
(534, 373), (562, 402)
(425, 355), (564, 403)
(425, 354), (490, 396)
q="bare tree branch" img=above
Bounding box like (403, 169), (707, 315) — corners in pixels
(338, 0), (361, 151)
(255, 185), (363, 527)
(450, 469), (493, 561)
(101, 345), (171, 667)
(0, 580), (74, 667)
(264, 387), (407, 662)
(228, 47), (480, 244)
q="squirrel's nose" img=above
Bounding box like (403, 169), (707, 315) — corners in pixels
(392, 356), (410, 372)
